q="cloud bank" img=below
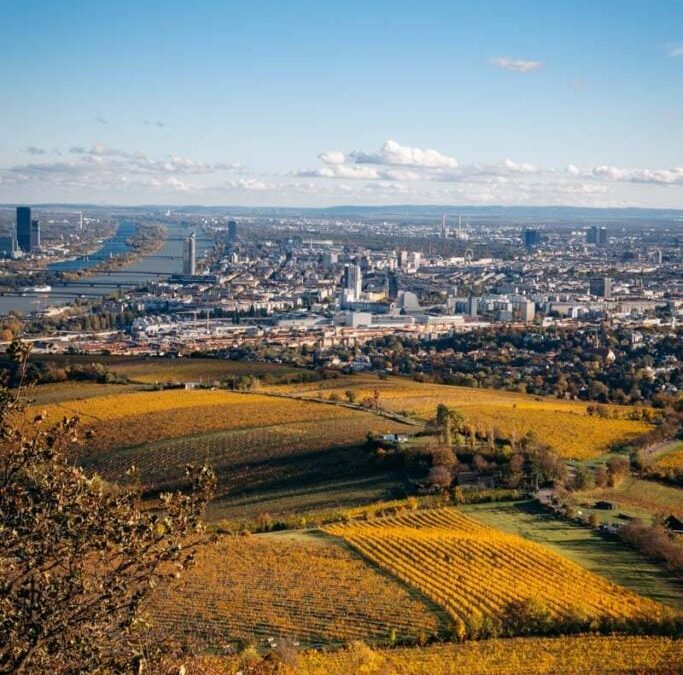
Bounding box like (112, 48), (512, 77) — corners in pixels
(2, 138), (683, 207)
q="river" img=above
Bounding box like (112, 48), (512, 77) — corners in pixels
(0, 221), (214, 316)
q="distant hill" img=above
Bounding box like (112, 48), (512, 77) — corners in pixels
(1, 203), (682, 225)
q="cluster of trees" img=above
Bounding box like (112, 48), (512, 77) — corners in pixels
(619, 519), (683, 576)
(354, 326), (680, 406)
(0, 316), (23, 343)
(2, 358), (124, 387)
(407, 405), (567, 494)
(573, 456), (630, 491)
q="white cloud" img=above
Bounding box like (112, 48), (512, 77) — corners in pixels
(665, 43), (683, 57)
(351, 139), (458, 168)
(296, 164), (380, 180)
(567, 164), (683, 185)
(318, 150), (345, 165)
(489, 57), (543, 73)
(502, 158), (537, 173)
(225, 178), (267, 191)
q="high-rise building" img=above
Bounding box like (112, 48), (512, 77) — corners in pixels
(16, 207), (31, 252)
(589, 277), (612, 299)
(587, 225), (608, 246)
(512, 298), (536, 322)
(524, 228), (541, 248)
(183, 232), (196, 275)
(30, 220), (41, 251)
(0, 234), (17, 259)
(227, 220), (238, 242)
(343, 264), (362, 302)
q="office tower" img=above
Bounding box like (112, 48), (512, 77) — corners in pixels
(524, 228), (541, 248)
(441, 213), (447, 238)
(468, 296), (478, 317)
(16, 206), (31, 252)
(343, 264), (362, 302)
(183, 232), (196, 275)
(589, 277), (612, 299)
(587, 225), (608, 246)
(0, 234), (17, 258)
(79, 211), (83, 231)
(30, 220), (40, 251)
(227, 220), (238, 242)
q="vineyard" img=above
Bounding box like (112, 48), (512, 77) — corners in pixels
(166, 635), (683, 674)
(462, 501), (683, 610)
(28, 381), (143, 405)
(78, 414), (412, 520)
(102, 357), (301, 384)
(148, 534), (444, 649)
(325, 508), (672, 636)
(41, 389), (407, 453)
(652, 442), (683, 472)
(269, 375), (651, 459)
(18, 353), (301, 384)
(296, 635), (683, 675)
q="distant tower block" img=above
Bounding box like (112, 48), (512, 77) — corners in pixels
(30, 220), (41, 251)
(441, 213), (447, 238)
(16, 206), (31, 252)
(343, 263), (362, 302)
(183, 232), (196, 275)
(79, 211), (83, 230)
(228, 220), (238, 242)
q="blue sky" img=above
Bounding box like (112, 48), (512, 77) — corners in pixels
(1, 0), (682, 206)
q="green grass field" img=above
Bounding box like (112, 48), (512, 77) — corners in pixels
(462, 500), (683, 611)
(581, 476), (682, 520)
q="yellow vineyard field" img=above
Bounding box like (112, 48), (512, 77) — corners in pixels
(40, 390), (399, 452)
(325, 508), (672, 636)
(653, 443), (683, 472)
(271, 376), (651, 459)
(104, 357), (299, 384)
(148, 534), (443, 648)
(167, 636), (683, 674)
(298, 635), (683, 675)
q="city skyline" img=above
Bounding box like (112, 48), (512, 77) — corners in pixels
(1, 1), (682, 207)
